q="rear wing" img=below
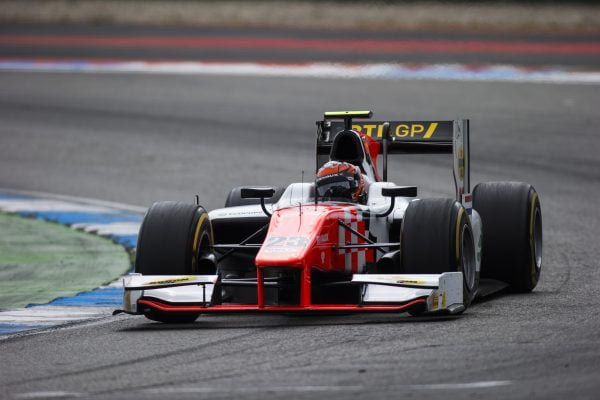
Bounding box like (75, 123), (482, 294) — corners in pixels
(317, 120), (454, 154)
(316, 111), (471, 204)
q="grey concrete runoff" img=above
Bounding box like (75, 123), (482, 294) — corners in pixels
(1, 0), (599, 32)
(0, 71), (599, 399)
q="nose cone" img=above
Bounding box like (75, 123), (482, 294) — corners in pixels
(255, 205), (333, 268)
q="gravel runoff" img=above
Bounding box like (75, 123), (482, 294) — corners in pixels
(1, 0), (599, 32)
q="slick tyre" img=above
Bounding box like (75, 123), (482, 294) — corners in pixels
(135, 201), (215, 323)
(401, 198), (478, 313)
(135, 201), (215, 275)
(224, 186), (285, 207)
(472, 182), (542, 292)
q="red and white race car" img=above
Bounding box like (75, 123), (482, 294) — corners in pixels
(116, 111), (542, 323)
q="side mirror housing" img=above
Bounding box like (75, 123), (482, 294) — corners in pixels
(381, 186), (417, 198)
(240, 187), (276, 199)
(240, 187), (275, 217)
(377, 186), (418, 218)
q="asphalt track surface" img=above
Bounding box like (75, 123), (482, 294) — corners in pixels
(1, 26), (600, 400)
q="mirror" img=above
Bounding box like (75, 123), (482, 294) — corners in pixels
(381, 186), (418, 198)
(240, 187), (276, 199)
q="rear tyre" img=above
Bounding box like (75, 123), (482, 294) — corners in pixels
(472, 182), (542, 292)
(135, 201), (215, 323)
(401, 198), (478, 313)
(224, 186), (285, 207)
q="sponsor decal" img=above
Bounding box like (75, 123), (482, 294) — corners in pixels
(396, 279), (427, 285)
(351, 122), (439, 139)
(143, 276), (197, 286)
(432, 291), (439, 309)
(458, 146), (465, 179)
(316, 233), (329, 244)
(462, 193), (473, 214)
(124, 290), (131, 306)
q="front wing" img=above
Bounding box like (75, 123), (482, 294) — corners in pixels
(116, 272), (464, 316)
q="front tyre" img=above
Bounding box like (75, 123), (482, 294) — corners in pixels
(473, 182), (542, 292)
(135, 201), (215, 323)
(401, 198), (478, 311)
(135, 201), (214, 275)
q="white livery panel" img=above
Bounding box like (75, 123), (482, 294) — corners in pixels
(352, 272), (464, 314)
(122, 274), (219, 313)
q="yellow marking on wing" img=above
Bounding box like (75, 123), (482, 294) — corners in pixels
(144, 276), (197, 286)
(324, 110), (372, 118)
(423, 122), (438, 138)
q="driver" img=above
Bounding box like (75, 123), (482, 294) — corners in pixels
(315, 161), (368, 204)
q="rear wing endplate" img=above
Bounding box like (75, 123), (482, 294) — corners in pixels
(316, 111), (471, 203)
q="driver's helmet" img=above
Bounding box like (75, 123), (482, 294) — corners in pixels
(316, 161), (365, 203)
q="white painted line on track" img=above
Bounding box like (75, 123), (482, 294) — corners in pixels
(15, 392), (83, 399)
(0, 306), (115, 324)
(12, 381), (513, 399)
(73, 222), (141, 236)
(0, 187), (147, 213)
(1, 59), (599, 84)
(141, 386), (364, 394)
(0, 199), (112, 213)
(138, 381), (511, 395)
(407, 380), (513, 390)
(0, 312), (131, 342)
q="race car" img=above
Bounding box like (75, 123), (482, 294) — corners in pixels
(115, 111), (542, 323)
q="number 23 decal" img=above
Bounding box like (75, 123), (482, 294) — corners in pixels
(265, 236), (309, 248)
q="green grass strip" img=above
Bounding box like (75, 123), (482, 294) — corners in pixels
(0, 213), (130, 310)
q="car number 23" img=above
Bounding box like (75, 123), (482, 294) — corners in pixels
(264, 236), (309, 248)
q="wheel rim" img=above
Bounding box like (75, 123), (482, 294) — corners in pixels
(461, 225), (476, 292)
(533, 207), (543, 271)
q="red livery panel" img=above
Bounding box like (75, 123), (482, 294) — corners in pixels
(256, 204), (374, 273)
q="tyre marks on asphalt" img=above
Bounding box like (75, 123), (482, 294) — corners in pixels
(0, 191), (143, 336)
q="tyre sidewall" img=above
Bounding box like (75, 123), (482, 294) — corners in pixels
(450, 201), (478, 306)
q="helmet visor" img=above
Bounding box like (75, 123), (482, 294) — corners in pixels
(316, 175), (356, 200)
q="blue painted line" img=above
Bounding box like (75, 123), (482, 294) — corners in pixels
(15, 211), (142, 225)
(111, 234), (138, 250)
(0, 194), (32, 200)
(39, 287), (124, 307)
(0, 323), (46, 334)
